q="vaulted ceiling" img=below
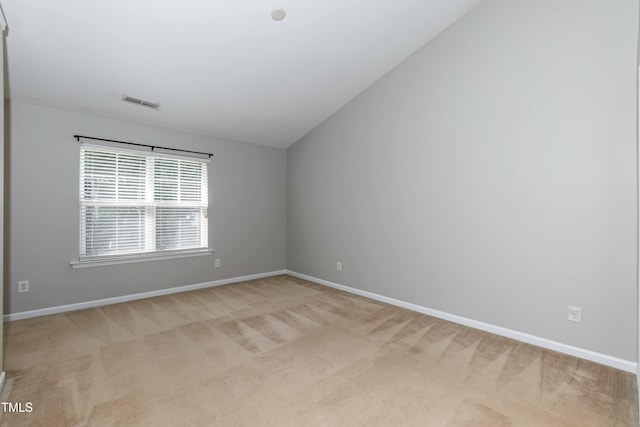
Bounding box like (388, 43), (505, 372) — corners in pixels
(2, 0), (482, 148)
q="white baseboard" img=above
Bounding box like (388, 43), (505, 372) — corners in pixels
(4, 270), (287, 322)
(287, 270), (637, 373)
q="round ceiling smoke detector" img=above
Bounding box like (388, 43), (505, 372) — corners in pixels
(271, 8), (286, 21)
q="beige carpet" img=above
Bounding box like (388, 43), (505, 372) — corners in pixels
(0, 275), (637, 426)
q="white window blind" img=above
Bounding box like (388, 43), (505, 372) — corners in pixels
(79, 143), (208, 261)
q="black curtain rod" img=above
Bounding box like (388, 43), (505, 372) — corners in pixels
(74, 135), (213, 158)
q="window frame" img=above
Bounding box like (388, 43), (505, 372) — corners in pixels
(72, 142), (212, 268)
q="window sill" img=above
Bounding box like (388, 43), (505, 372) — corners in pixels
(70, 249), (213, 269)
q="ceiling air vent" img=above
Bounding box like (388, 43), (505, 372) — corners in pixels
(122, 95), (160, 110)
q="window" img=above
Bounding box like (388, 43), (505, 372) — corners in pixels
(79, 143), (209, 262)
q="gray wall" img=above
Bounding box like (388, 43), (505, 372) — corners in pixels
(6, 101), (286, 314)
(287, 0), (639, 361)
(0, 21), (6, 374)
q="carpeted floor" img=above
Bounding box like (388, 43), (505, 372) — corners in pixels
(0, 275), (637, 426)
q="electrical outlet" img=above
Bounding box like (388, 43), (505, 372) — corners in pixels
(18, 280), (29, 293)
(215, 259), (221, 268)
(336, 262), (342, 271)
(568, 306), (582, 323)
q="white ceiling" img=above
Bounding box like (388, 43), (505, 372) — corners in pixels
(2, 0), (482, 149)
